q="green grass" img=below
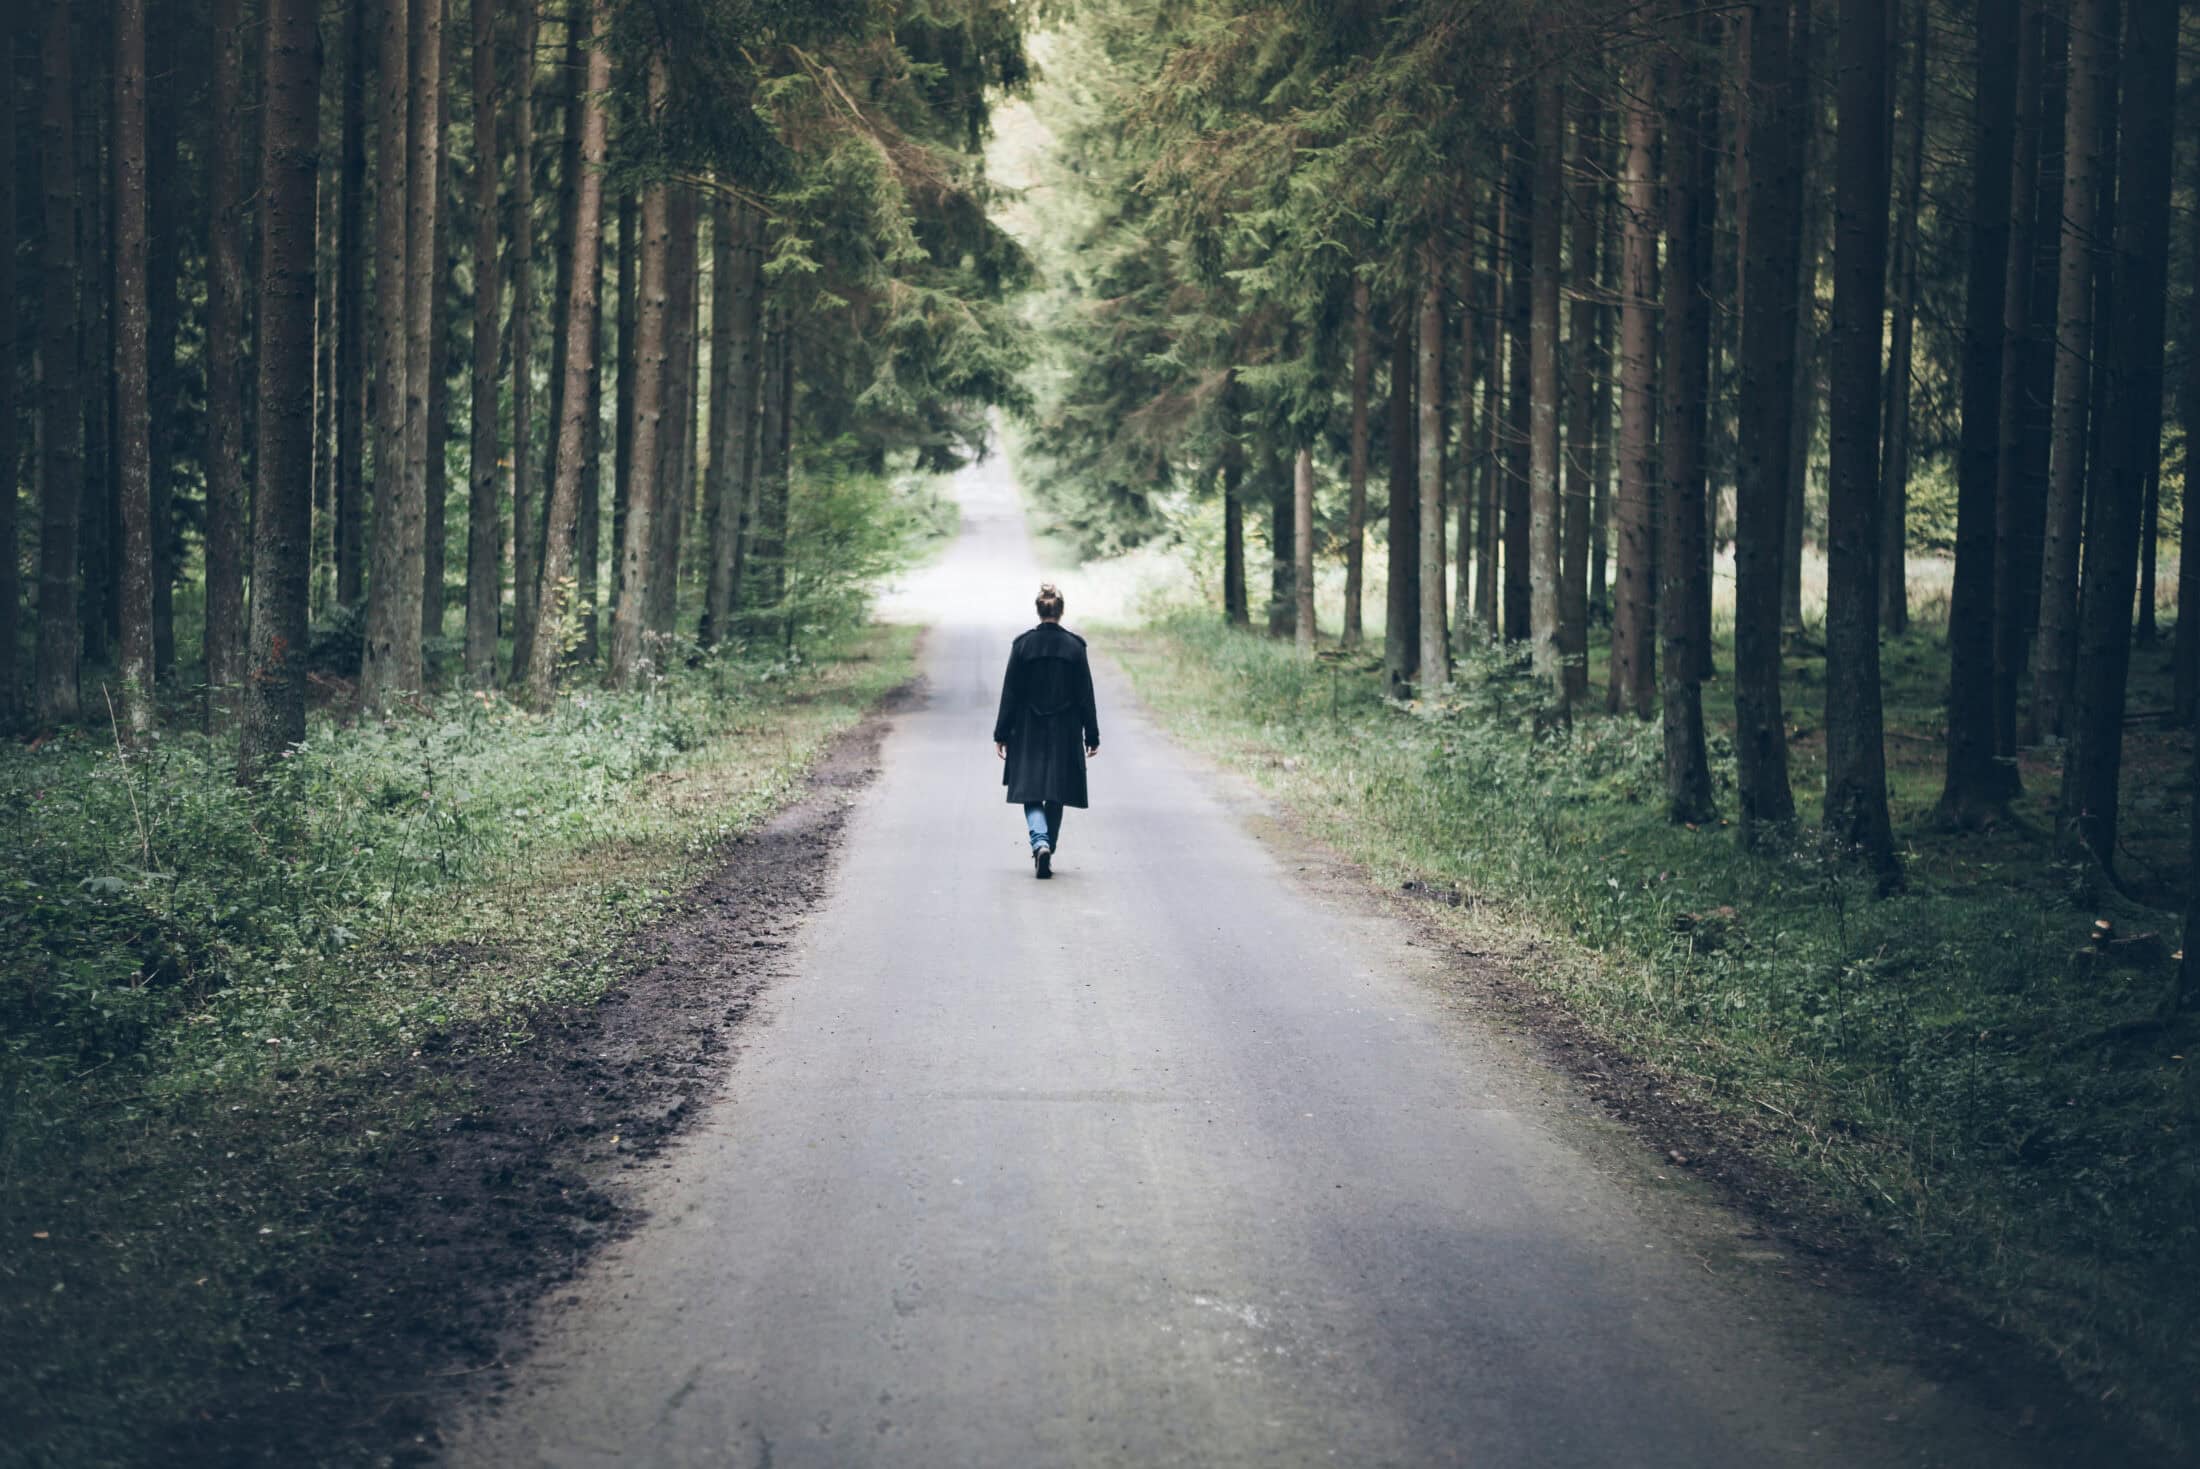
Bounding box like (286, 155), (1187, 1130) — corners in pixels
(0, 622), (919, 1467)
(1114, 611), (2200, 1455)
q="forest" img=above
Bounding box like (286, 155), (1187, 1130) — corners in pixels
(5, 0), (2200, 1460)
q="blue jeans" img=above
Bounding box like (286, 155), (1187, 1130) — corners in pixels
(1024, 802), (1063, 853)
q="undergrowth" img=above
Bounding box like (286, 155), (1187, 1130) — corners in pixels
(0, 622), (919, 1467)
(1116, 611), (2200, 1456)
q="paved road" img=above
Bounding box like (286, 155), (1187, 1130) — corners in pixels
(447, 455), (2060, 1468)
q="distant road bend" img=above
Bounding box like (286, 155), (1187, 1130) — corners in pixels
(447, 452), (2080, 1468)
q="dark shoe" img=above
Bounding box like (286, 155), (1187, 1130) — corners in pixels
(1033, 843), (1052, 879)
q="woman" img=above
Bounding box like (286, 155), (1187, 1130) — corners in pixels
(992, 583), (1100, 879)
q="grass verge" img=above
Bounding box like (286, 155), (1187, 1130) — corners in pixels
(1, 623), (918, 1467)
(1113, 611), (2198, 1456)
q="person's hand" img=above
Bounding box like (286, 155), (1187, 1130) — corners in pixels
(1086, 745), (1099, 760)
(995, 743), (1007, 760)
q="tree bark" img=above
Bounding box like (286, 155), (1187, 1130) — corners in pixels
(1878, 0), (1926, 636)
(1342, 279), (1371, 647)
(204, 0), (251, 713)
(2058, 0), (2176, 873)
(1989, 0), (2047, 790)
(1780, 0), (1820, 636)
(35, 2), (82, 727)
(78, 26), (113, 680)
(608, 105), (670, 688)
(1452, 231), (1476, 650)
(361, 0), (419, 710)
(1734, 0), (1803, 840)
(336, 0), (369, 609)
(522, 0), (610, 706)
(2030, 0), (2110, 743)
(507, 0), (541, 676)
(0, 20), (16, 726)
(402, 0), (444, 660)
(612, 189), (635, 613)
(145, 1), (179, 683)
(1560, 100), (1597, 708)
(1589, 178), (1615, 621)
(1823, 0), (1899, 882)
(2176, 98), (2200, 722)
(704, 199), (766, 646)
(1475, 175), (1504, 631)
(1222, 409), (1247, 627)
(1662, 16), (1718, 822)
(237, 0), (322, 780)
(1418, 234), (1450, 690)
(1528, 71), (1565, 716)
(1383, 308), (1419, 694)
(113, 0), (154, 735)
(1611, 67), (1658, 719)
(647, 187), (700, 638)
(1503, 98), (1534, 642)
(1293, 446), (1316, 653)
(465, 0), (502, 686)
(422, 0), (455, 644)
(1265, 436), (1292, 639)
(1935, 0), (2020, 823)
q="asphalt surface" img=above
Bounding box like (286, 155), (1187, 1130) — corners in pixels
(445, 455), (2068, 1468)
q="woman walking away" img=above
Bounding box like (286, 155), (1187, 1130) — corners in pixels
(993, 584), (1101, 879)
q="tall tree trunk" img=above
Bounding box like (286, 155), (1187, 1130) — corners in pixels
(576, 265), (605, 664)
(465, 0), (502, 686)
(0, 20), (16, 726)
(507, 1), (540, 676)
(1990, 0), (2048, 790)
(238, 0), (322, 780)
(1475, 175), (1504, 631)
(2029, 0), (2110, 743)
(78, 13), (113, 680)
(1503, 98), (1535, 642)
(144, 2), (178, 684)
(113, 0), (154, 735)
(205, 0), (251, 709)
(1265, 435), (1292, 638)
(1528, 71), (1565, 716)
(336, 0), (368, 608)
(1823, 0), (1898, 882)
(2176, 103), (2200, 722)
(1452, 235), (1476, 649)
(422, 0), (454, 643)
(1589, 183), (1615, 620)
(704, 199), (766, 646)
(1293, 446), (1316, 653)
(1384, 309), (1420, 694)
(2058, 0), (2175, 873)
(1418, 235), (1450, 690)
(401, 0), (444, 671)
(1342, 279), (1371, 647)
(360, 0), (418, 709)
(1879, 0), (1926, 636)
(1611, 68), (1658, 719)
(755, 307), (792, 630)
(612, 190), (635, 613)
(35, 3), (82, 727)
(647, 188), (699, 638)
(1662, 16), (1718, 822)
(1935, 0), (2020, 824)
(1735, 0), (1803, 841)
(543, 4), (584, 572)
(608, 127), (670, 688)
(1560, 102), (1597, 707)
(1222, 403), (1247, 626)
(1781, 0), (1820, 635)
(522, 0), (609, 706)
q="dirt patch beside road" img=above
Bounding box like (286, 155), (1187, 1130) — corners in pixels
(158, 693), (906, 1467)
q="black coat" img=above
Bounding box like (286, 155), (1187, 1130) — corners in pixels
(993, 622), (1101, 807)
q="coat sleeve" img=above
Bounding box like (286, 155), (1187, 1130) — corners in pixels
(1078, 649), (1100, 750)
(992, 644), (1020, 746)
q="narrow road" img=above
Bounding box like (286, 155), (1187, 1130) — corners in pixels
(447, 456), (2057, 1467)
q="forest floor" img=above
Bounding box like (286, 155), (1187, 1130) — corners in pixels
(1110, 609), (2199, 1459)
(0, 625), (919, 1467)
